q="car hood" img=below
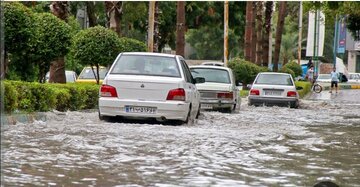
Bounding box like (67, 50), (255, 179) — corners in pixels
(196, 82), (232, 91)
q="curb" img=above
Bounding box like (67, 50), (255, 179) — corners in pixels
(322, 84), (360, 90)
(1, 113), (47, 125)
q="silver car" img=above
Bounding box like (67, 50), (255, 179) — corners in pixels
(248, 72), (299, 108)
(190, 65), (240, 113)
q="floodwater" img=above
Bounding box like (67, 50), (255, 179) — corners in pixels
(2, 98), (360, 186)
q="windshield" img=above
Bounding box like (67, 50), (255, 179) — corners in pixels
(255, 74), (294, 86)
(65, 71), (76, 82)
(79, 68), (107, 79)
(349, 74), (360, 80)
(318, 74), (331, 79)
(110, 55), (181, 77)
(191, 68), (230, 84)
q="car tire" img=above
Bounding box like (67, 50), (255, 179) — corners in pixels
(184, 105), (194, 125)
(196, 104), (201, 119)
(99, 111), (111, 122)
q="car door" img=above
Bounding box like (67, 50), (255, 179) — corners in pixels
(229, 69), (240, 106)
(179, 58), (200, 111)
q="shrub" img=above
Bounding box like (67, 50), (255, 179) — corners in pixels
(3, 81), (101, 113)
(228, 58), (268, 88)
(295, 81), (311, 98)
(118, 37), (147, 52)
(283, 61), (302, 77)
(280, 67), (295, 79)
(4, 82), (18, 113)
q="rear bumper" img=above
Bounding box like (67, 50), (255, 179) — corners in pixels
(200, 99), (235, 109)
(248, 96), (298, 107)
(99, 98), (189, 121)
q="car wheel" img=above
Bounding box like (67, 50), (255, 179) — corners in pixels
(184, 106), (194, 125)
(196, 104), (201, 119)
(99, 111), (111, 122)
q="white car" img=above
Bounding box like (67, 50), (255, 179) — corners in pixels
(45, 70), (77, 83)
(248, 72), (299, 108)
(190, 65), (240, 113)
(201, 61), (224, 66)
(348, 73), (360, 84)
(315, 74), (332, 83)
(98, 52), (204, 124)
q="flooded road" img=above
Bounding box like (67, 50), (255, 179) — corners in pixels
(2, 92), (360, 186)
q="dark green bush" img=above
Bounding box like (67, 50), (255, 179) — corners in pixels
(280, 67), (295, 79)
(118, 37), (147, 52)
(3, 81), (100, 113)
(283, 61), (302, 77)
(4, 82), (18, 113)
(228, 58), (269, 88)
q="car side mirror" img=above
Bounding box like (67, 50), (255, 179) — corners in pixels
(194, 77), (205, 84)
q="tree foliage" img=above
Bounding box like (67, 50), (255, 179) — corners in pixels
(283, 61), (302, 77)
(228, 58), (268, 88)
(3, 2), (34, 54)
(30, 13), (72, 82)
(118, 37), (147, 52)
(69, 26), (121, 83)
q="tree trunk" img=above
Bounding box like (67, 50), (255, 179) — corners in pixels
(86, 2), (97, 27)
(176, 1), (185, 57)
(255, 2), (263, 66)
(262, 1), (273, 67)
(244, 2), (253, 61)
(250, 2), (257, 63)
(49, 1), (68, 84)
(273, 2), (287, 72)
(1, 52), (8, 79)
(153, 2), (160, 52)
(105, 1), (123, 37)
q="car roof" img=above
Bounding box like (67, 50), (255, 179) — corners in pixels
(201, 61), (224, 66)
(121, 52), (178, 58)
(189, 65), (231, 71)
(258, 72), (290, 76)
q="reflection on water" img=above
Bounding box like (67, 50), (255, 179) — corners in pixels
(2, 100), (360, 186)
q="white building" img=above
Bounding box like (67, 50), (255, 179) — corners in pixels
(346, 31), (360, 73)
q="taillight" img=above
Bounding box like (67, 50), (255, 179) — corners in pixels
(217, 92), (233, 99)
(167, 88), (185, 101)
(250, 89), (260, 95)
(100, 85), (118, 97)
(287, 91), (297, 97)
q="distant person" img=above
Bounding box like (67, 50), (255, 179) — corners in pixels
(307, 59), (313, 68)
(330, 67), (339, 94)
(307, 66), (315, 84)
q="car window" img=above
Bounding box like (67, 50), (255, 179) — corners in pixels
(110, 55), (181, 78)
(79, 68), (107, 79)
(349, 74), (359, 79)
(180, 60), (193, 83)
(191, 68), (230, 84)
(255, 74), (294, 86)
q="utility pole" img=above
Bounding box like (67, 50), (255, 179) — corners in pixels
(313, 10), (320, 74)
(147, 1), (155, 52)
(176, 1), (185, 57)
(333, 15), (338, 67)
(297, 2), (303, 65)
(224, 0), (229, 67)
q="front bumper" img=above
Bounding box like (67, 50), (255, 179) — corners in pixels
(99, 98), (190, 121)
(248, 96), (298, 107)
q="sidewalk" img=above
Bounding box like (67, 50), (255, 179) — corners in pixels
(1, 113), (47, 125)
(319, 83), (360, 90)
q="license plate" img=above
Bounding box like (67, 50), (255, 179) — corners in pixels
(201, 104), (213, 109)
(125, 106), (157, 114)
(264, 91), (282, 96)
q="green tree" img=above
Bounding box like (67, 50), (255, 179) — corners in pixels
(70, 26), (121, 84)
(30, 13), (72, 83)
(3, 2), (34, 78)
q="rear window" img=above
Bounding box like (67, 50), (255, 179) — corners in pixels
(255, 74), (294, 86)
(110, 55), (181, 77)
(79, 68), (107, 79)
(191, 68), (230, 84)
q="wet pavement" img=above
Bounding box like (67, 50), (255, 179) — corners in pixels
(2, 90), (360, 187)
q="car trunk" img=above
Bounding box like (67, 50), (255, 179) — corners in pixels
(106, 75), (182, 101)
(252, 84), (294, 98)
(196, 82), (232, 99)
